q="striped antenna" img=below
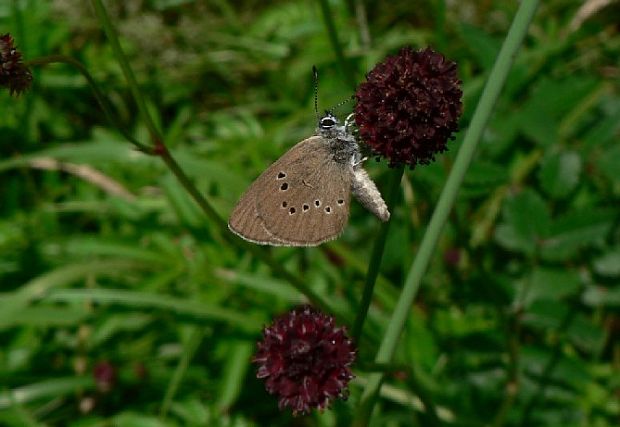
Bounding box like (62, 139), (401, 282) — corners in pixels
(328, 94), (355, 114)
(312, 65), (320, 122)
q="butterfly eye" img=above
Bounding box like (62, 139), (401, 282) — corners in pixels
(319, 116), (337, 129)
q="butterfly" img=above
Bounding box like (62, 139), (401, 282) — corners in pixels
(228, 111), (389, 246)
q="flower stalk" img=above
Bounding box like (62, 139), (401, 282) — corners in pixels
(27, 54), (150, 152)
(354, 0), (541, 424)
(352, 165), (403, 343)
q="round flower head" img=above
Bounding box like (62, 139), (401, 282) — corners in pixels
(355, 46), (462, 167)
(93, 361), (117, 393)
(253, 306), (356, 415)
(0, 33), (32, 96)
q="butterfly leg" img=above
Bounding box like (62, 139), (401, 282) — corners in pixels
(352, 156), (368, 168)
(344, 113), (355, 132)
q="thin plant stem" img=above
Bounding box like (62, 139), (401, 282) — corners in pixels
(520, 307), (576, 426)
(492, 247), (539, 427)
(359, 362), (440, 425)
(89, 0), (335, 316)
(352, 166), (403, 343)
(160, 327), (205, 419)
(26, 55), (150, 153)
(405, 365), (441, 426)
(354, 1), (541, 424)
(354, 0), (372, 50)
(90, 0), (161, 142)
(491, 313), (521, 427)
(317, 0), (356, 90)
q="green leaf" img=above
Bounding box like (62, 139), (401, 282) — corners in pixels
(215, 269), (304, 303)
(462, 161), (509, 199)
(516, 268), (582, 308)
(0, 260), (143, 329)
(521, 346), (591, 389)
(217, 340), (253, 412)
(515, 77), (598, 146)
(582, 285), (620, 307)
(539, 209), (614, 261)
(593, 248), (620, 277)
(582, 107), (620, 150)
(538, 150), (581, 198)
(495, 189), (550, 255)
(459, 24), (500, 70)
(597, 144), (620, 184)
(161, 175), (203, 228)
(112, 413), (170, 427)
(61, 237), (174, 265)
(170, 398), (210, 425)
(44, 288), (264, 332)
(4, 306), (90, 327)
(522, 300), (569, 330)
(89, 314), (153, 347)
(523, 301), (606, 354)
(565, 314), (606, 355)
(0, 377), (94, 410)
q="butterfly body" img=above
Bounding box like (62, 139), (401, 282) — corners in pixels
(228, 113), (389, 246)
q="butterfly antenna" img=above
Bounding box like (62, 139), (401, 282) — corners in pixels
(312, 65), (320, 121)
(328, 94), (355, 113)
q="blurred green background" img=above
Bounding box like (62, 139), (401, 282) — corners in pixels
(1, 0), (619, 426)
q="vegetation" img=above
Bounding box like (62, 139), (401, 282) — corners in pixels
(1, 0), (618, 426)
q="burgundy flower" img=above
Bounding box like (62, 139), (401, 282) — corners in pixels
(93, 361), (117, 393)
(0, 33), (32, 96)
(444, 247), (461, 268)
(253, 306), (356, 415)
(355, 46), (462, 167)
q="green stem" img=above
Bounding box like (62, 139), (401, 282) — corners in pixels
(317, 0), (356, 89)
(26, 55), (150, 153)
(352, 166), (403, 343)
(90, 0), (161, 142)
(354, 1), (540, 424)
(89, 0), (335, 317)
(491, 313), (521, 427)
(492, 249), (539, 427)
(405, 365), (441, 426)
(357, 362), (440, 425)
(520, 307), (576, 426)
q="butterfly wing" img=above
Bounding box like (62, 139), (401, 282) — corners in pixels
(228, 136), (352, 246)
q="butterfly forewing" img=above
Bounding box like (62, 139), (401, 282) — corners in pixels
(228, 136), (352, 246)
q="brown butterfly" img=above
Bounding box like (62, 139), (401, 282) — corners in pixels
(228, 112), (389, 246)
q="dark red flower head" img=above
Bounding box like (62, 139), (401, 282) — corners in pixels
(253, 306), (356, 415)
(93, 361), (117, 393)
(0, 33), (32, 96)
(355, 46), (462, 167)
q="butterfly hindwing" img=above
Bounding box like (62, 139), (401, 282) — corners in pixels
(228, 136), (352, 246)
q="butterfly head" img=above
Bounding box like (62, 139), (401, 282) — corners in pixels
(318, 112), (339, 131)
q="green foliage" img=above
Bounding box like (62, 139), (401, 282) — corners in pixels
(1, 0), (619, 426)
